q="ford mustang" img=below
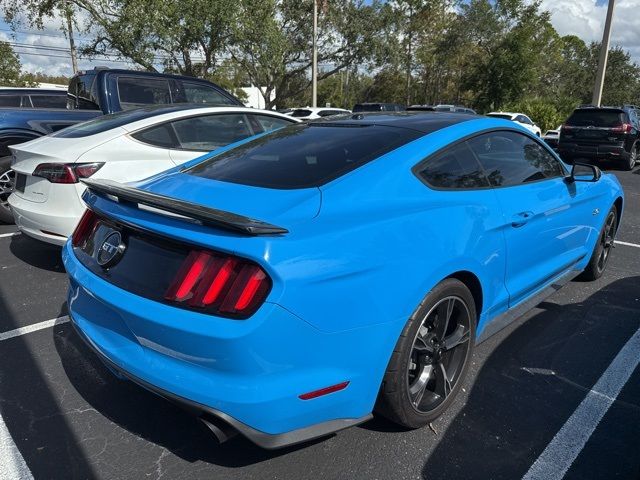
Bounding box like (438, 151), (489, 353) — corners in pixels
(62, 112), (624, 449)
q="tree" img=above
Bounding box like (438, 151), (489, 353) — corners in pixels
(230, 0), (390, 109)
(0, 41), (35, 86)
(1, 0), (240, 77)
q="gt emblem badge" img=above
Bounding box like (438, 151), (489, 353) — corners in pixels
(97, 231), (125, 267)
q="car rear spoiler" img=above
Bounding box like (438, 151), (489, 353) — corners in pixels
(80, 178), (289, 236)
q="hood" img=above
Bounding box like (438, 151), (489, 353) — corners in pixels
(132, 170), (322, 226)
(9, 127), (127, 174)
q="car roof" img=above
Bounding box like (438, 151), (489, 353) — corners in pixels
(0, 88), (67, 95)
(312, 111), (479, 133)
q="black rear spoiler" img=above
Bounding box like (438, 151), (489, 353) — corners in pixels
(80, 178), (288, 236)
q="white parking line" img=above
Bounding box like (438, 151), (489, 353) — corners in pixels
(0, 232), (19, 239)
(0, 415), (33, 480)
(615, 240), (640, 249)
(0, 316), (70, 342)
(522, 325), (640, 480)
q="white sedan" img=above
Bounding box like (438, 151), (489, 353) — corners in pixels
(486, 112), (542, 136)
(8, 105), (298, 245)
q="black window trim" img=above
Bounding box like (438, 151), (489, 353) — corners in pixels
(412, 127), (570, 192)
(128, 111), (295, 152)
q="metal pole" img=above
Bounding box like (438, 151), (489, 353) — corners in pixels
(65, 1), (78, 74)
(592, 0), (616, 106)
(312, 0), (318, 108)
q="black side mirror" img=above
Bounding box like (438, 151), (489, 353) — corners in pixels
(566, 162), (601, 183)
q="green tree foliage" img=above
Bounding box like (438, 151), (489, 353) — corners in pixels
(0, 41), (36, 86)
(3, 0), (640, 118)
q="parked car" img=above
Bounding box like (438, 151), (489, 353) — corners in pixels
(289, 107), (350, 120)
(433, 104), (477, 114)
(63, 112), (623, 449)
(557, 105), (639, 170)
(8, 105), (297, 242)
(486, 112), (542, 136)
(0, 68), (244, 222)
(352, 103), (405, 112)
(543, 126), (561, 150)
(0, 88), (68, 109)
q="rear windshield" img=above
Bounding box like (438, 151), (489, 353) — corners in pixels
(487, 113), (513, 120)
(186, 123), (422, 189)
(566, 109), (625, 127)
(51, 107), (179, 138)
(291, 109), (313, 118)
(353, 104), (381, 112)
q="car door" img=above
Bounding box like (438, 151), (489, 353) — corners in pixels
(468, 130), (603, 307)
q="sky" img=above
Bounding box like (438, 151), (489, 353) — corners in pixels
(0, 0), (638, 79)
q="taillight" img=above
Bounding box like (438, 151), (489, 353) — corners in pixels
(611, 123), (633, 133)
(33, 162), (104, 184)
(164, 249), (271, 318)
(72, 209), (98, 247)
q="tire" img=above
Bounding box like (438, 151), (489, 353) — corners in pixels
(624, 145), (637, 171)
(0, 155), (15, 224)
(375, 278), (477, 428)
(579, 205), (618, 281)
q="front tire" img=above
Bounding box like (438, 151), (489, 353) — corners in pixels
(376, 278), (476, 428)
(0, 156), (15, 224)
(579, 205), (618, 281)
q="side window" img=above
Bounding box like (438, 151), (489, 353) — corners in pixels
(467, 131), (565, 187)
(251, 114), (292, 132)
(417, 141), (490, 189)
(0, 95), (21, 107)
(117, 76), (172, 110)
(68, 74), (99, 110)
(30, 95), (68, 109)
(131, 123), (180, 149)
(181, 82), (237, 106)
(169, 114), (253, 151)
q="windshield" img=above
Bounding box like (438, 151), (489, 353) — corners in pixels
(187, 123), (422, 189)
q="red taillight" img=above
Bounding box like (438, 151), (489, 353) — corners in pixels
(33, 162), (104, 184)
(611, 123), (633, 133)
(164, 250), (271, 318)
(72, 209), (98, 247)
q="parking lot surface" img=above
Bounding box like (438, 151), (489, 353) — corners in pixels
(1, 168), (639, 480)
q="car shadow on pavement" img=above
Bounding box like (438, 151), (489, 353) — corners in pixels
(54, 324), (323, 469)
(10, 234), (65, 273)
(420, 275), (640, 480)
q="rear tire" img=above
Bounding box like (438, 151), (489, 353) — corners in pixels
(579, 205), (618, 281)
(375, 278), (476, 428)
(624, 146), (637, 171)
(0, 156), (15, 224)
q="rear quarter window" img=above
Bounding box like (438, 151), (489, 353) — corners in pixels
(186, 124), (422, 189)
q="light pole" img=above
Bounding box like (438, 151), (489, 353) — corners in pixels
(592, 0), (616, 107)
(312, 0), (318, 108)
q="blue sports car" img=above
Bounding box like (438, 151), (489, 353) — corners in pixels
(62, 112), (624, 449)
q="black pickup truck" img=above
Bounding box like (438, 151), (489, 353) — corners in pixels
(0, 68), (243, 220)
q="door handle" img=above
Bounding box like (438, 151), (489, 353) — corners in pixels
(511, 211), (534, 228)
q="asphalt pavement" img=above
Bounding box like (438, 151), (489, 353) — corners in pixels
(0, 167), (639, 480)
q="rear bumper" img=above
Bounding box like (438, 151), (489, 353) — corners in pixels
(558, 143), (630, 162)
(72, 320), (371, 449)
(8, 185), (85, 246)
(62, 241), (387, 447)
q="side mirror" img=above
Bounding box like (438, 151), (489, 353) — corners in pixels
(566, 162), (601, 183)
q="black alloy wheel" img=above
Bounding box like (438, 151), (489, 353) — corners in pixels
(376, 278), (476, 428)
(407, 296), (472, 413)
